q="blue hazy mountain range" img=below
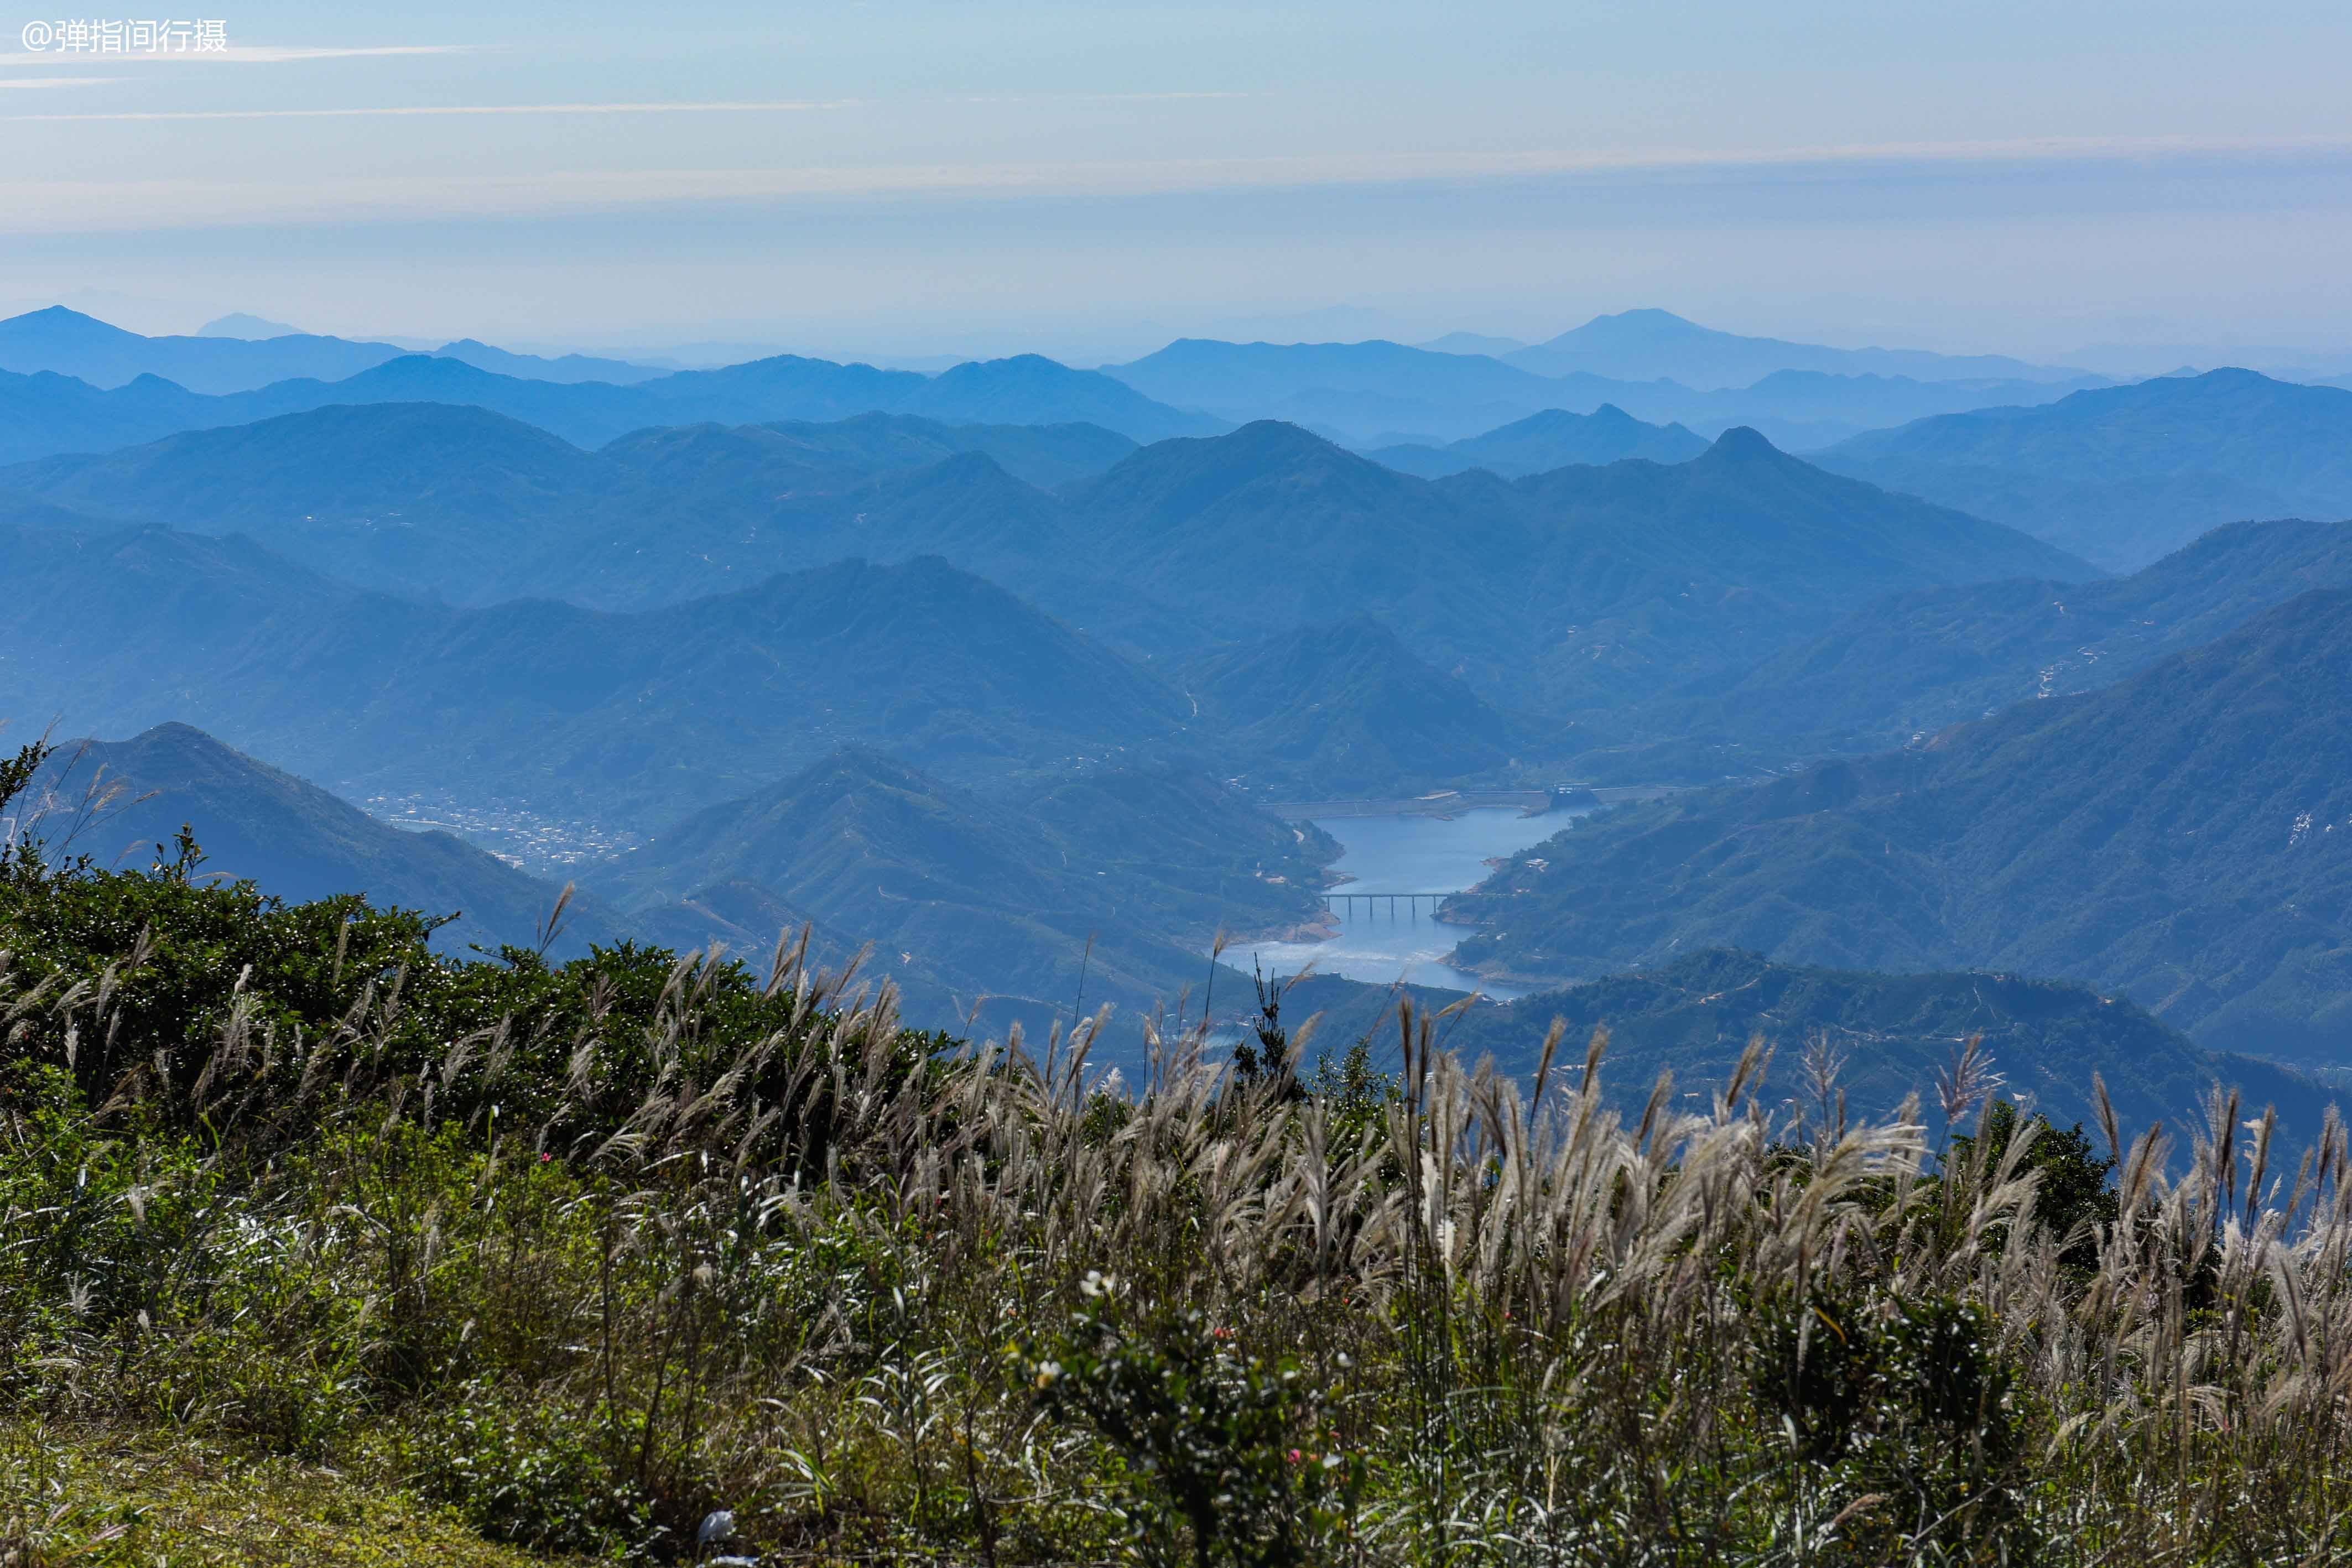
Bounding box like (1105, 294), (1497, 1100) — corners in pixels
(1568, 516), (2352, 785)
(0, 305), (2114, 463)
(605, 746), (1338, 1030)
(1103, 329), (2111, 445)
(0, 404), (1142, 606)
(0, 528), (1200, 829)
(0, 306), (412, 394)
(1450, 586), (2352, 1059)
(1282, 949), (2328, 1147)
(0, 311), (1222, 460)
(1817, 369), (2352, 571)
(0, 412), (2088, 723)
(1365, 405), (1709, 477)
(1499, 308), (2093, 389)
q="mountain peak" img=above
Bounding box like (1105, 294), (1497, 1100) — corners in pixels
(1700, 425), (1783, 462)
(0, 305), (140, 344)
(1226, 417), (1345, 454)
(199, 312), (301, 340)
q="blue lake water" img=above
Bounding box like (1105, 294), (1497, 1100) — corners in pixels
(1233, 808), (1579, 999)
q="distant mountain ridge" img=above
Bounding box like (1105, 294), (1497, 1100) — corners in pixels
(0, 306), (410, 394)
(1817, 369), (2352, 570)
(1104, 320), (2103, 445)
(1449, 587), (2352, 1057)
(1366, 405), (1708, 478)
(599, 748), (1335, 1031)
(1504, 309), (2090, 388)
(1175, 617), (1527, 795)
(429, 337), (665, 386)
(0, 414), (2090, 730)
(0, 404), (1139, 606)
(0, 529), (1198, 829)
(0, 309), (1222, 462)
(19, 723), (611, 956)
(1669, 517), (2352, 760)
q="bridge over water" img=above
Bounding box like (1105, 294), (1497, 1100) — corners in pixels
(1318, 891), (1453, 917)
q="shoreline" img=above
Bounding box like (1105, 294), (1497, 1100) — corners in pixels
(1266, 784), (1671, 821)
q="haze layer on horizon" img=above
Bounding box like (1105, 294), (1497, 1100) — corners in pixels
(3, 0), (2348, 364)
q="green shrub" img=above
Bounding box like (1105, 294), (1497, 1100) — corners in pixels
(1033, 1276), (1361, 1568)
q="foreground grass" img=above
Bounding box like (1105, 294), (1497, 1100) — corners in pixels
(0, 1426), (563, 1567)
(4, 738), (2351, 1565)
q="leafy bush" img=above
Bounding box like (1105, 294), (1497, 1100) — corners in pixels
(1033, 1276), (1361, 1568)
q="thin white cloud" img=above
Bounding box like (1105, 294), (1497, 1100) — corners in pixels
(0, 74), (118, 88)
(0, 44), (475, 66)
(949, 91), (1253, 104)
(5, 97), (858, 122)
(0, 131), (2346, 234)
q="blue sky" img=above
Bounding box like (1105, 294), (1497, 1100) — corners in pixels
(2, 1), (2348, 363)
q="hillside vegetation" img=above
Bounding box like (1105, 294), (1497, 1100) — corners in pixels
(1454, 588), (2352, 1056)
(1819, 369), (2352, 569)
(1284, 949), (2325, 1145)
(1650, 515), (2352, 765)
(0, 533), (1195, 825)
(20, 723), (616, 957)
(2, 738), (2346, 1566)
(599, 748), (1336, 1029)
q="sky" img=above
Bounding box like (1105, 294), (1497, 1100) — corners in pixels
(1, 0), (2349, 365)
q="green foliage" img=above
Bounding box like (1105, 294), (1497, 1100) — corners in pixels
(408, 1384), (660, 1557)
(1033, 1279), (1360, 1568)
(0, 841), (2345, 1565)
(1755, 1290), (2027, 1560)
(1953, 1102), (2119, 1269)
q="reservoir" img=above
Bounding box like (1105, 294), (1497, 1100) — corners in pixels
(1236, 806), (1581, 999)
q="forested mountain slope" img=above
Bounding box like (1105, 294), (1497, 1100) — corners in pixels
(1450, 589), (2352, 1057)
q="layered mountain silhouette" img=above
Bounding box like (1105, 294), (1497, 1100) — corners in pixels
(196, 313), (302, 339)
(1175, 617), (1526, 795)
(1104, 324), (2098, 444)
(1038, 421), (2090, 713)
(0, 306), (408, 393)
(1450, 588), (2352, 1056)
(429, 338), (665, 385)
(0, 312), (1220, 463)
(0, 529), (1196, 827)
(1, 415), (2090, 730)
(0, 405), (1136, 606)
(1669, 517), (2352, 759)
(1503, 309), (2085, 389)
(17, 724), (607, 955)
(1366, 405), (1707, 478)
(595, 748), (1335, 1029)
(1818, 369), (2352, 570)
